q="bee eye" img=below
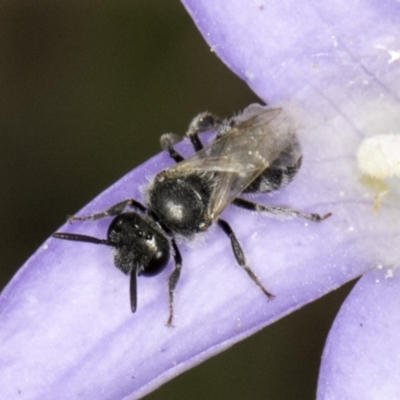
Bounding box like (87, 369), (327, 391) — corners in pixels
(141, 248), (170, 276)
(113, 218), (125, 232)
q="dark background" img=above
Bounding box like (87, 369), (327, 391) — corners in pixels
(0, 1), (354, 399)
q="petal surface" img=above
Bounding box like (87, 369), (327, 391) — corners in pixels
(318, 267), (400, 400)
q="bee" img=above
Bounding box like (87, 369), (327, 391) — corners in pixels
(53, 104), (331, 326)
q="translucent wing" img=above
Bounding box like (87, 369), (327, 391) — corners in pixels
(166, 106), (299, 219)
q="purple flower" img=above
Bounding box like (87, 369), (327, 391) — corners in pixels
(1, 1), (400, 399)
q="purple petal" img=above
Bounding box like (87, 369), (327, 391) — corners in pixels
(317, 267), (400, 399)
(183, 0), (400, 105)
(1, 1), (400, 399)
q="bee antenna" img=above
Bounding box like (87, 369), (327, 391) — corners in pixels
(52, 232), (115, 247)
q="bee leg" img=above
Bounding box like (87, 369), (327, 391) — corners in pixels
(186, 112), (222, 151)
(217, 219), (275, 300)
(161, 112), (222, 161)
(68, 199), (147, 222)
(233, 198), (332, 222)
(160, 133), (185, 163)
(166, 240), (183, 327)
(130, 272), (138, 313)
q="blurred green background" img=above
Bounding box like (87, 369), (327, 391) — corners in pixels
(0, 1), (354, 399)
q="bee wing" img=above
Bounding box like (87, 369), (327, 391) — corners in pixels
(167, 107), (297, 219)
(168, 108), (284, 172)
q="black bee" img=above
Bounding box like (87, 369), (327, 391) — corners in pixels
(53, 104), (330, 326)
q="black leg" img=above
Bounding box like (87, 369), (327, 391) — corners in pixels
(217, 219), (274, 300)
(160, 133), (185, 163)
(161, 112), (221, 163)
(186, 111), (221, 151)
(166, 240), (183, 327)
(68, 198), (147, 222)
(130, 272), (137, 313)
(233, 198), (332, 222)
